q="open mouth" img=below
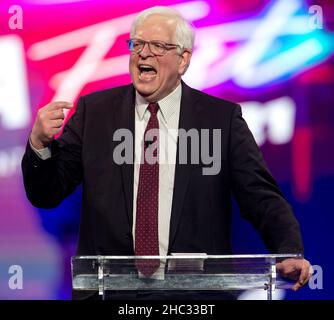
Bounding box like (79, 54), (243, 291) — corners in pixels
(138, 64), (157, 78)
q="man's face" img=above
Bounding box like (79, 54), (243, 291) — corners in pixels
(129, 14), (191, 102)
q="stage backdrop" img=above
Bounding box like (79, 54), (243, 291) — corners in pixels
(0, 0), (333, 299)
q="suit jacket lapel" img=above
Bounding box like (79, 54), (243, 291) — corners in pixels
(117, 85), (136, 227)
(168, 81), (200, 251)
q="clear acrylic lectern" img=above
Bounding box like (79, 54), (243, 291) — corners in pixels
(71, 254), (302, 300)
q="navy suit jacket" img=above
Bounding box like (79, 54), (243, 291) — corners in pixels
(22, 81), (304, 257)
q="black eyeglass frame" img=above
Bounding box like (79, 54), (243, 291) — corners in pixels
(127, 38), (184, 56)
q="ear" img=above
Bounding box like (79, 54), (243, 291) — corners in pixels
(178, 50), (192, 76)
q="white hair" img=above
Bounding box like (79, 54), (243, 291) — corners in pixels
(130, 6), (195, 52)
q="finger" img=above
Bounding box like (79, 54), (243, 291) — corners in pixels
(48, 109), (65, 120)
(48, 101), (73, 111)
(292, 261), (310, 291)
(51, 127), (62, 136)
(305, 271), (312, 284)
(306, 265), (314, 282)
(45, 127), (61, 139)
(292, 281), (302, 291)
(298, 262), (310, 287)
(49, 119), (64, 128)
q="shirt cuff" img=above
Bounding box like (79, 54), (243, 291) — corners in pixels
(29, 137), (51, 160)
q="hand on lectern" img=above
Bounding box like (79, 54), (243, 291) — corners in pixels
(276, 258), (313, 291)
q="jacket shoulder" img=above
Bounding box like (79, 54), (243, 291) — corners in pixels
(81, 84), (133, 105)
(192, 87), (239, 111)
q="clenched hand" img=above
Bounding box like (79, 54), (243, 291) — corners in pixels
(30, 101), (73, 150)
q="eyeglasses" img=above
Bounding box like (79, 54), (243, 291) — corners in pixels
(127, 38), (182, 56)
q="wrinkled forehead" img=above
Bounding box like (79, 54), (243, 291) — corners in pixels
(134, 14), (177, 42)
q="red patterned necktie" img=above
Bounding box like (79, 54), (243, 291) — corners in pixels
(135, 102), (160, 277)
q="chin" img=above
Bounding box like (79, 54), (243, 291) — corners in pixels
(135, 84), (156, 97)
(136, 88), (153, 97)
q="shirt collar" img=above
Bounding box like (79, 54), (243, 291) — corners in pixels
(135, 82), (182, 123)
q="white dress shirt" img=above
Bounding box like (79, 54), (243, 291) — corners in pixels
(133, 83), (181, 259)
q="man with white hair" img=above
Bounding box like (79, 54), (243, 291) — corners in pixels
(22, 6), (311, 299)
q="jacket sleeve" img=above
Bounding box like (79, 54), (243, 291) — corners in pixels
(21, 97), (85, 208)
(229, 104), (304, 254)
